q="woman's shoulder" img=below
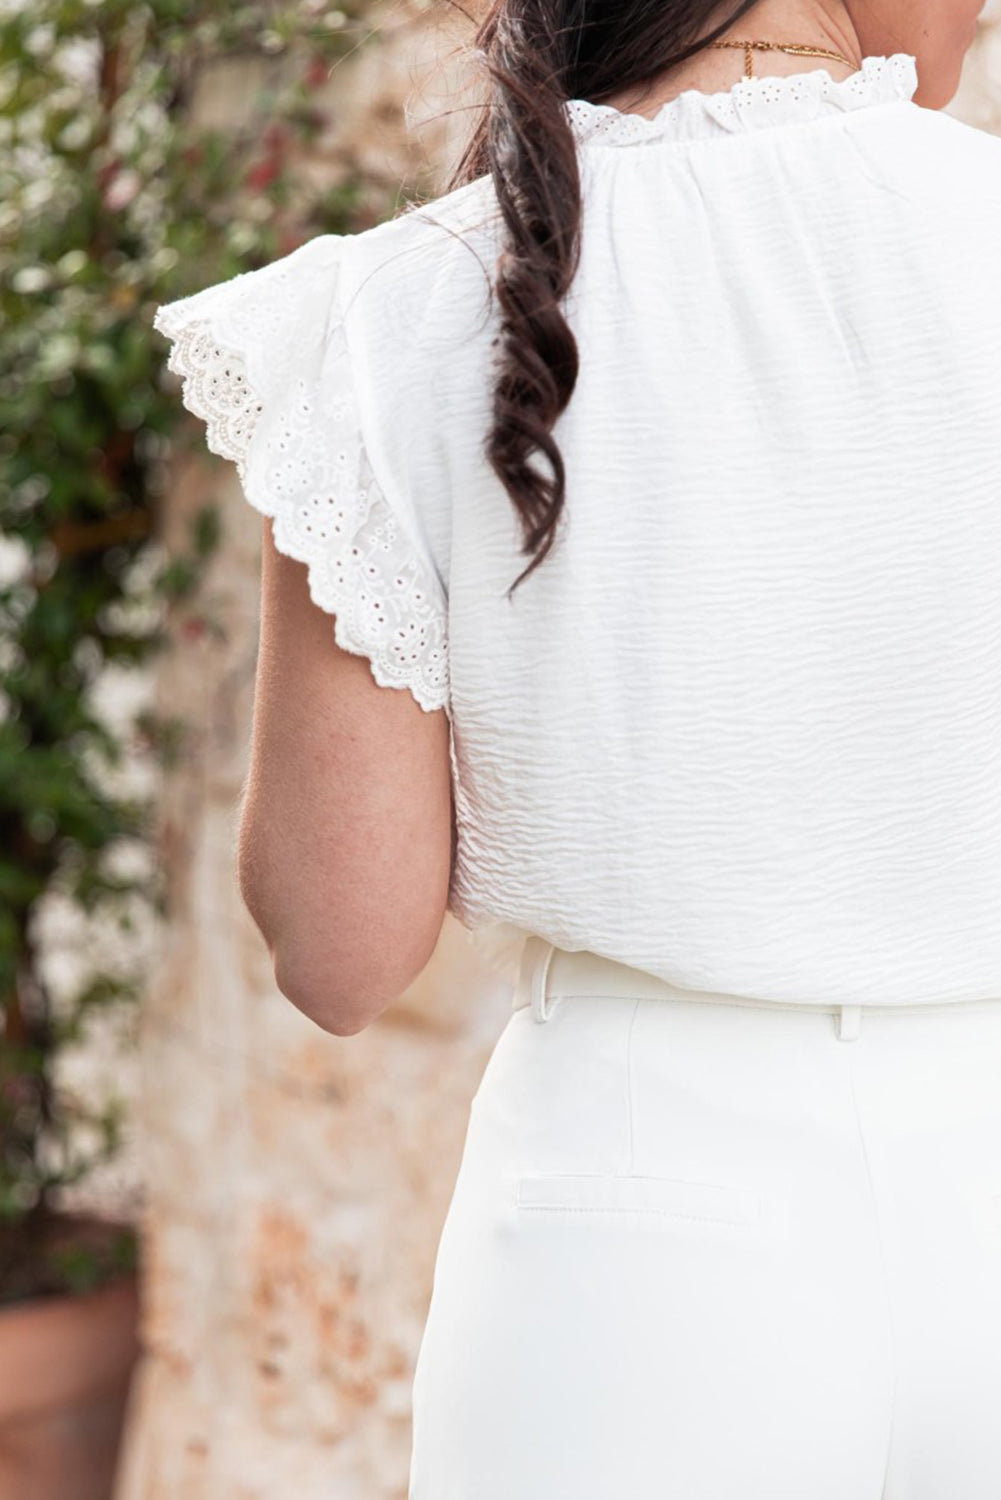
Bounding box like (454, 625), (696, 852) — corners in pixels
(342, 174), (502, 296)
(880, 104), (1001, 204)
(823, 104), (1001, 282)
(332, 173), (504, 365)
(364, 172), (502, 246)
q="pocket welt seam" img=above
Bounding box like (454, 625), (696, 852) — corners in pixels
(516, 1203), (754, 1226)
(515, 1173), (758, 1226)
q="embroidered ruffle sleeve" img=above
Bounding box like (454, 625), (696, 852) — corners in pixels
(153, 236), (450, 716)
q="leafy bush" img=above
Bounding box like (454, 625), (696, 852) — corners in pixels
(0, 0), (393, 1303)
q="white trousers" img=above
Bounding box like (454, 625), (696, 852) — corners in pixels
(409, 938), (1001, 1499)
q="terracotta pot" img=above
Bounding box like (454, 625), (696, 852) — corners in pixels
(0, 1272), (140, 1500)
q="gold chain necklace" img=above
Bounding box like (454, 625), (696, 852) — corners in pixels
(708, 39), (860, 81)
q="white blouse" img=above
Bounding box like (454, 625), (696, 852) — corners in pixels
(155, 53), (1001, 1007)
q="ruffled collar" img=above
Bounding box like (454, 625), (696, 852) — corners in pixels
(564, 53), (919, 147)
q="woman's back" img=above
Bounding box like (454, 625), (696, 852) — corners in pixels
(157, 53), (1001, 1005)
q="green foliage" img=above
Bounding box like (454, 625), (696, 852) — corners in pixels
(0, 0), (386, 1301)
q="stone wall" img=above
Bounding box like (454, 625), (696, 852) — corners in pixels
(116, 13), (1001, 1499)
(114, 6), (528, 1497)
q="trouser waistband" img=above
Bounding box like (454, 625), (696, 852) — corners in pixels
(511, 936), (998, 1043)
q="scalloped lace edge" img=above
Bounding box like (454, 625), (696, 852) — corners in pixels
(153, 306), (451, 718)
(565, 52), (919, 145)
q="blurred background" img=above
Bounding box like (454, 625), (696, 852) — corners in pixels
(1, 3), (999, 1497)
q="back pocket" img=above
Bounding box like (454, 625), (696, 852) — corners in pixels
(515, 1171), (759, 1227)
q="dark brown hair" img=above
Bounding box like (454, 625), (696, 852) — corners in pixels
(441, 0), (760, 595)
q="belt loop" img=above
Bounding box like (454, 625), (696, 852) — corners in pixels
(836, 1004), (862, 1042)
(515, 935), (559, 1023)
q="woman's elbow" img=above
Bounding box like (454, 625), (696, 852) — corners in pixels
(273, 947), (388, 1036)
(260, 907), (438, 1037)
(236, 844), (374, 1032)
(236, 818), (448, 1035)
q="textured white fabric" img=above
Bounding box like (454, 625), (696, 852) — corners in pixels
(409, 950), (1001, 1498)
(154, 53), (1001, 1007)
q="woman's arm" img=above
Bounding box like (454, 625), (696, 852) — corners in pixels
(236, 519), (454, 1036)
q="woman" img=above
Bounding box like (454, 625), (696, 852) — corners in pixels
(154, 0), (1001, 1493)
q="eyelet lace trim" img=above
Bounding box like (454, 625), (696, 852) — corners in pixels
(154, 280), (450, 718)
(564, 52), (919, 147)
